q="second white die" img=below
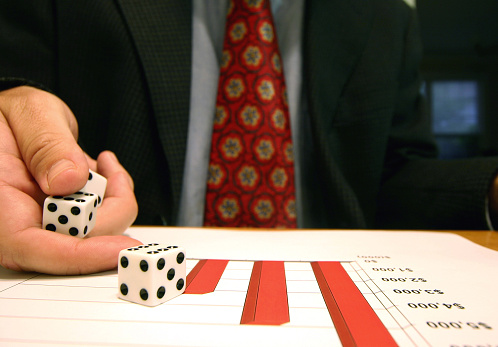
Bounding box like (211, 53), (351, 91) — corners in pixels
(81, 170), (107, 206)
(42, 193), (98, 238)
(118, 244), (186, 307)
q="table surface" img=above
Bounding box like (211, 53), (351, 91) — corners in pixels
(450, 230), (498, 251)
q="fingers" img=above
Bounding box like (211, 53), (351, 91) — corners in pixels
(488, 175), (498, 225)
(4, 228), (142, 275)
(0, 86), (89, 196)
(97, 151), (135, 191)
(90, 151), (138, 236)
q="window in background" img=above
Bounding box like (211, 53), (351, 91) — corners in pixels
(403, 0), (416, 8)
(425, 80), (482, 159)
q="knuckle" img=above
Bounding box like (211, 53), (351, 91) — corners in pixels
(6, 87), (49, 120)
(23, 132), (66, 173)
(2, 86), (78, 141)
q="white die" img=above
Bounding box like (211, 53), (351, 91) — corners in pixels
(42, 193), (98, 238)
(81, 170), (107, 206)
(118, 244), (186, 307)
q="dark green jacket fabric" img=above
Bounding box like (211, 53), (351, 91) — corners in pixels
(1, 0), (497, 229)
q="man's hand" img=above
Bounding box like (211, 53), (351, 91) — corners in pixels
(0, 86), (140, 275)
(488, 174), (498, 229)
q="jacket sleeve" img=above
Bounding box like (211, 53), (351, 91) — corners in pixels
(0, 1), (57, 91)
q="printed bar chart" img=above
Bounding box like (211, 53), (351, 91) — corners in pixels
(184, 258), (407, 345)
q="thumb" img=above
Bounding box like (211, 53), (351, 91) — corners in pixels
(0, 86), (89, 195)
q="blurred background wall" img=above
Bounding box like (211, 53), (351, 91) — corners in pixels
(416, 0), (498, 159)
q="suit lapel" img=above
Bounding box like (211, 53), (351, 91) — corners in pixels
(115, 0), (192, 220)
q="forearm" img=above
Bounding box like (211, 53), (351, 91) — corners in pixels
(0, 1), (57, 92)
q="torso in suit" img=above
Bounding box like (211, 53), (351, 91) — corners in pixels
(1, 0), (497, 229)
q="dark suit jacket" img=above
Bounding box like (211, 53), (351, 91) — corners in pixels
(1, 0), (497, 229)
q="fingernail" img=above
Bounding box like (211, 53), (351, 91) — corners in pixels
(47, 159), (76, 188)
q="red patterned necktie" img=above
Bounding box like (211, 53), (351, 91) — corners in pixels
(203, 0), (297, 228)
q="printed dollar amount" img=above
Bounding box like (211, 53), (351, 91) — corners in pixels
(426, 321), (492, 330)
(393, 289), (444, 295)
(408, 302), (465, 309)
(372, 267), (414, 272)
(381, 277), (427, 282)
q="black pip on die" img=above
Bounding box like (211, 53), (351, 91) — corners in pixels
(42, 193), (98, 237)
(118, 244), (186, 307)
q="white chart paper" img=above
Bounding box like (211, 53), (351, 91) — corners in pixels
(0, 228), (497, 346)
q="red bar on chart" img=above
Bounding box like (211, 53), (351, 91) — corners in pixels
(240, 261), (262, 324)
(185, 259), (229, 294)
(240, 261), (290, 325)
(311, 262), (355, 347)
(311, 262), (398, 347)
